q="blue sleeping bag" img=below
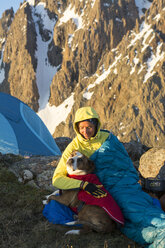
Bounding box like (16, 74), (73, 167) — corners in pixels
(43, 200), (76, 225)
(90, 133), (165, 247)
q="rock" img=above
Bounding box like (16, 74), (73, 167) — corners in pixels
(37, 170), (56, 191)
(139, 148), (165, 178)
(1, 3), (38, 111)
(18, 169), (34, 183)
(55, 137), (72, 152)
(123, 140), (149, 162)
(26, 179), (40, 189)
(0, 153), (23, 166)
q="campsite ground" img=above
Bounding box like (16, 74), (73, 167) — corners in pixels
(0, 164), (143, 248)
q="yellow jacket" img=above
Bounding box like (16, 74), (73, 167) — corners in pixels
(52, 106), (109, 189)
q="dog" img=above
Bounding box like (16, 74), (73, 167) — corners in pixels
(47, 151), (124, 234)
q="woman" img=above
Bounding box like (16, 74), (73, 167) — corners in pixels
(52, 106), (109, 195)
(51, 106), (165, 248)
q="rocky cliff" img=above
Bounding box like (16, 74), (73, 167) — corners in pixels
(0, 0), (164, 148)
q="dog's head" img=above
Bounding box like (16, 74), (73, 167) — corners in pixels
(66, 151), (95, 175)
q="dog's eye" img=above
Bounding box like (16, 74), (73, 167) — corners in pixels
(78, 158), (83, 162)
(69, 158), (74, 163)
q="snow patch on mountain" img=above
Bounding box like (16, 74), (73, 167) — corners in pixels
(83, 54), (122, 100)
(27, 0), (35, 6)
(38, 93), (75, 134)
(58, 4), (84, 30)
(32, 2), (58, 110)
(135, 0), (152, 18)
(144, 42), (165, 83)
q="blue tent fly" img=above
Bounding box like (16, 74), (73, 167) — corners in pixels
(0, 92), (61, 156)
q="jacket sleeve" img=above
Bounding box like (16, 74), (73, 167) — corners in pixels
(52, 141), (82, 190)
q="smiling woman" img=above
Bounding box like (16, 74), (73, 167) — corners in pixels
(78, 120), (97, 140)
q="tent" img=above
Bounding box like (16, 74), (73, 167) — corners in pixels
(0, 92), (61, 156)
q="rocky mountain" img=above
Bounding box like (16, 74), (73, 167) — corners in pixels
(0, 0), (164, 148)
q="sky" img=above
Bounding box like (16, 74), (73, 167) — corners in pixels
(0, 0), (23, 18)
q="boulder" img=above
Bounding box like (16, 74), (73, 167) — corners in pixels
(139, 148), (165, 179)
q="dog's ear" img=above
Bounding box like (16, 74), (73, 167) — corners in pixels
(71, 150), (77, 157)
(87, 159), (95, 173)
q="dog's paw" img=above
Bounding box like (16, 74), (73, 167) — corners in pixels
(45, 190), (60, 199)
(65, 230), (80, 235)
(43, 190), (60, 205)
(65, 221), (78, 226)
(42, 200), (48, 205)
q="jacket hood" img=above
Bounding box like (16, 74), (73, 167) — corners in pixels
(73, 107), (101, 140)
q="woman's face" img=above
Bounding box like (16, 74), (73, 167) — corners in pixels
(78, 121), (96, 139)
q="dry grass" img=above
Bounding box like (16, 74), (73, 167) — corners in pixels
(0, 166), (143, 248)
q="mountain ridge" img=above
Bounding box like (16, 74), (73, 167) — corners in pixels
(0, 0), (164, 147)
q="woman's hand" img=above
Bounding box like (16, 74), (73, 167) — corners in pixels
(80, 181), (107, 198)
